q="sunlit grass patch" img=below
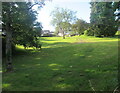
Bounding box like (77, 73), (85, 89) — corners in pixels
(3, 84), (11, 88)
(48, 63), (61, 67)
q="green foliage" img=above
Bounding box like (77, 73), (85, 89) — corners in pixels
(2, 2), (42, 49)
(113, 2), (120, 11)
(50, 7), (76, 38)
(115, 31), (120, 35)
(90, 2), (118, 37)
(113, 2), (120, 22)
(2, 1), (45, 72)
(71, 24), (78, 34)
(60, 22), (71, 32)
(84, 28), (94, 36)
(50, 7), (76, 26)
(54, 26), (59, 36)
(72, 19), (89, 35)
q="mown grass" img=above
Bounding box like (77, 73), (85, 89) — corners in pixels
(2, 35), (119, 91)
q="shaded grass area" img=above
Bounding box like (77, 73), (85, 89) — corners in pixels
(2, 35), (118, 91)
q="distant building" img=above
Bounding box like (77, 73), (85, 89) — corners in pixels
(41, 30), (55, 37)
(41, 30), (50, 36)
(58, 31), (70, 36)
(58, 31), (78, 37)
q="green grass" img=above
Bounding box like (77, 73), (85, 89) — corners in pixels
(3, 35), (119, 91)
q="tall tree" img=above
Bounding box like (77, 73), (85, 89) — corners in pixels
(90, 2), (117, 37)
(50, 7), (76, 39)
(2, 2), (14, 72)
(113, 2), (120, 24)
(2, 1), (44, 72)
(113, 2), (120, 90)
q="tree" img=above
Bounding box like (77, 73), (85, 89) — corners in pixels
(50, 7), (76, 39)
(2, 1), (44, 72)
(90, 2), (117, 37)
(54, 26), (59, 36)
(72, 19), (89, 35)
(113, 2), (120, 25)
(60, 22), (72, 36)
(113, 2), (120, 90)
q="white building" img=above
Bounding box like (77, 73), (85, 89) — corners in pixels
(41, 30), (54, 36)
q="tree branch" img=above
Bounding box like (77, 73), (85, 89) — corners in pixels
(28, 2), (45, 10)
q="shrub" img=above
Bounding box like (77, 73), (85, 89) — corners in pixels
(84, 28), (94, 36)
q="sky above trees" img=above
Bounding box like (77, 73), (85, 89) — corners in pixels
(35, 0), (91, 31)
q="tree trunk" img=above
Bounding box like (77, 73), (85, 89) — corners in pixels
(59, 25), (65, 39)
(6, 23), (13, 72)
(62, 31), (65, 39)
(5, 4), (13, 72)
(62, 28), (65, 39)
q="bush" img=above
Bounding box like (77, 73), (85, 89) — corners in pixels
(93, 24), (117, 37)
(103, 25), (117, 37)
(93, 26), (102, 37)
(84, 28), (94, 36)
(84, 24), (117, 37)
(115, 31), (120, 35)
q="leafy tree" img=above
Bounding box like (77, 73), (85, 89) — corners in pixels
(2, 1), (44, 72)
(113, 2), (120, 90)
(113, 2), (120, 25)
(71, 24), (78, 35)
(90, 2), (117, 37)
(113, 2), (120, 13)
(54, 26), (59, 36)
(72, 19), (89, 35)
(50, 7), (76, 39)
(60, 22), (72, 35)
(84, 26), (94, 36)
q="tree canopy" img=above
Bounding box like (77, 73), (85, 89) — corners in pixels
(50, 7), (77, 39)
(72, 19), (89, 35)
(89, 2), (118, 37)
(2, 1), (44, 72)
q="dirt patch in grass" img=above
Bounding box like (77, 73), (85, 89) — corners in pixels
(73, 40), (96, 44)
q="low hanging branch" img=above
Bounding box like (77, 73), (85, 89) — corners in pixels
(28, 2), (45, 10)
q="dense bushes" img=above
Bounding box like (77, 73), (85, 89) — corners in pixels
(84, 28), (94, 36)
(84, 24), (118, 37)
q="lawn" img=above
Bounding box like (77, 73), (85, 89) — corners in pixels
(2, 35), (119, 91)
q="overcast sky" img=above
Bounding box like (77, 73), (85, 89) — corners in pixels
(35, 0), (91, 31)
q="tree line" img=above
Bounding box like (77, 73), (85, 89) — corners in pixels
(51, 1), (120, 38)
